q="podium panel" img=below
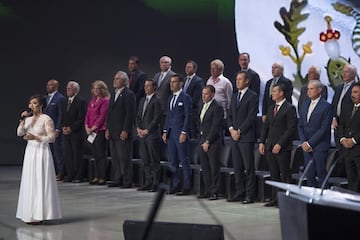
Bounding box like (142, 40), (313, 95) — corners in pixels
(278, 192), (360, 240)
(123, 220), (224, 240)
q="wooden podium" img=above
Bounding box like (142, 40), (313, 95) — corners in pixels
(267, 181), (360, 240)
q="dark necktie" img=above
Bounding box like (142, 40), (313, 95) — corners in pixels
(274, 104), (279, 117)
(142, 97), (149, 118)
(351, 105), (359, 119)
(170, 94), (177, 110)
(67, 99), (72, 111)
(129, 72), (134, 87)
(237, 91), (242, 107)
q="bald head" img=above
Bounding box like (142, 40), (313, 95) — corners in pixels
(46, 79), (59, 94)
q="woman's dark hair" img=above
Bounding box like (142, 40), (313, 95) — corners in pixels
(29, 94), (46, 108)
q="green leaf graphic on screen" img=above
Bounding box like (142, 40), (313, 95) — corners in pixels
(143, 0), (233, 21)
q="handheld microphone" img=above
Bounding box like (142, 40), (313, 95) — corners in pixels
(19, 110), (33, 122)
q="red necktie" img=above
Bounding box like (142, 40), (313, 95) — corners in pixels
(274, 104), (279, 117)
(129, 73), (134, 87)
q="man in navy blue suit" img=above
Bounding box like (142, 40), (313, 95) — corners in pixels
(44, 79), (66, 181)
(298, 80), (332, 187)
(162, 74), (192, 195)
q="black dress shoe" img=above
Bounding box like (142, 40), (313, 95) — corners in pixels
(209, 194), (218, 201)
(148, 185), (159, 192)
(120, 184), (132, 189)
(168, 187), (180, 194)
(107, 182), (121, 187)
(227, 194), (245, 202)
(264, 200), (278, 207)
(137, 185), (152, 191)
(175, 189), (191, 196)
(242, 198), (254, 204)
(63, 177), (73, 183)
(197, 193), (210, 199)
(97, 179), (106, 185)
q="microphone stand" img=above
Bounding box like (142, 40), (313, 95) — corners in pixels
(141, 183), (169, 240)
(298, 159), (313, 189)
(320, 159), (338, 196)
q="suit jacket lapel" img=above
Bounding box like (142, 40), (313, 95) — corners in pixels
(143, 96), (154, 117)
(202, 100), (214, 122)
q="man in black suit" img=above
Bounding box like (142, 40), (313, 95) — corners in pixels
(227, 71), (258, 203)
(262, 62), (293, 123)
(298, 66), (328, 113)
(106, 71), (136, 188)
(259, 83), (297, 207)
(127, 56), (147, 105)
(339, 82), (360, 192)
(61, 81), (87, 183)
(231, 52), (260, 96)
(332, 64), (357, 174)
(183, 60), (204, 139)
(136, 79), (162, 192)
(44, 79), (66, 181)
(198, 85), (224, 200)
(154, 55), (176, 128)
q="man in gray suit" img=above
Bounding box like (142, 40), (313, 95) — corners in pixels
(154, 55), (176, 128)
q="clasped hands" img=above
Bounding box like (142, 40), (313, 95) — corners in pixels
(341, 138), (355, 149)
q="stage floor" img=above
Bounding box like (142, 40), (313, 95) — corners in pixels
(0, 166), (281, 240)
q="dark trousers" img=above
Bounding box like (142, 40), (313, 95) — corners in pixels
(139, 136), (161, 187)
(199, 139), (221, 195)
(303, 150), (327, 187)
(188, 112), (199, 139)
(167, 131), (191, 190)
(63, 133), (84, 180)
(91, 130), (107, 180)
(266, 150), (291, 201)
(109, 138), (132, 185)
(231, 141), (255, 199)
(50, 134), (64, 175)
(344, 147), (360, 192)
(333, 128), (347, 176)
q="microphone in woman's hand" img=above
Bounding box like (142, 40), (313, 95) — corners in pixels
(19, 110), (33, 122)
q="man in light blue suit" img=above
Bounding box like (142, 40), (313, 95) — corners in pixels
(298, 80), (333, 187)
(43, 79), (66, 181)
(162, 74), (192, 195)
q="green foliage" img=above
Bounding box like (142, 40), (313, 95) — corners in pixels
(274, 0), (309, 51)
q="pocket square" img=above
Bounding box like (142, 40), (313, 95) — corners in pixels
(178, 102), (183, 106)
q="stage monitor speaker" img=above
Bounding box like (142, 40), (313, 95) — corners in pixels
(123, 220), (224, 240)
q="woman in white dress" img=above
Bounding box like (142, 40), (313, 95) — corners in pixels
(16, 94), (62, 224)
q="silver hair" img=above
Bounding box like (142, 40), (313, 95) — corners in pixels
(116, 70), (129, 88)
(273, 62), (284, 72)
(309, 65), (321, 75)
(308, 80), (323, 89)
(345, 64), (358, 75)
(160, 56), (172, 65)
(68, 81), (80, 93)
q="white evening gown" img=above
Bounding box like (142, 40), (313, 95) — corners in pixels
(16, 114), (62, 222)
